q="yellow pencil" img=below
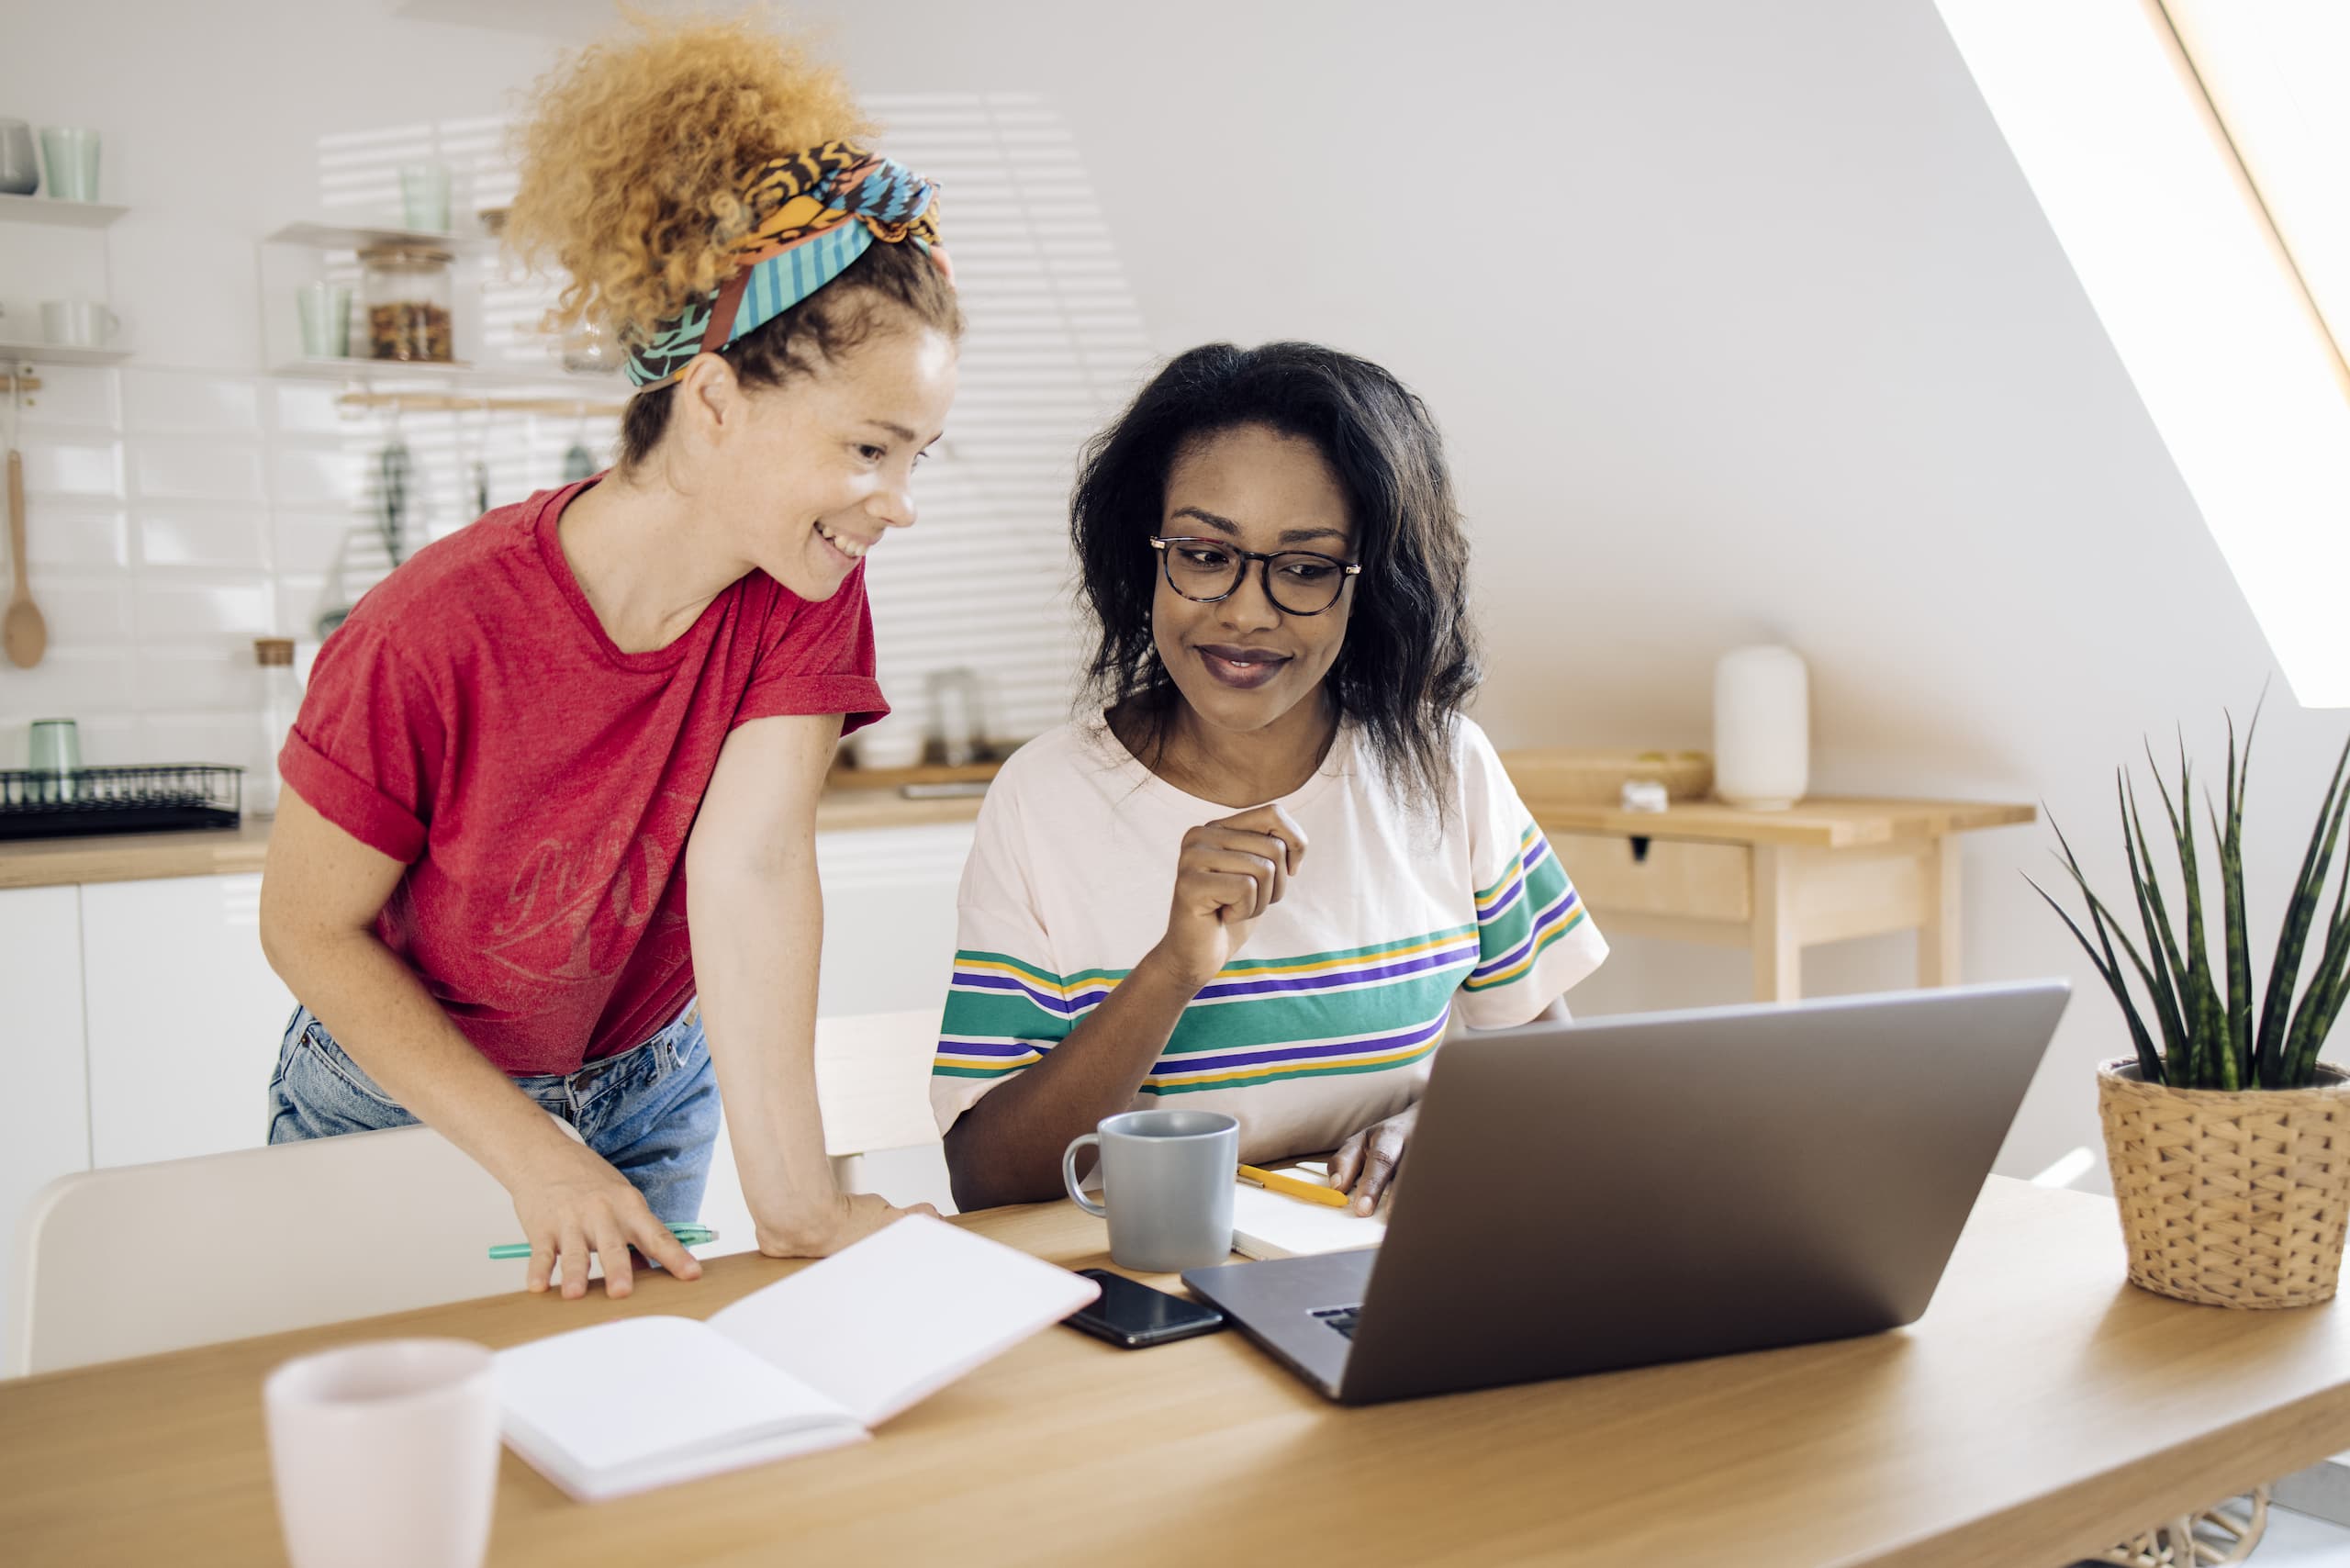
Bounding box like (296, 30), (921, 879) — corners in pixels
(1237, 1163), (1350, 1208)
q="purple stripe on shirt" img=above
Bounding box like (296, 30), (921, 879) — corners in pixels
(1469, 887), (1581, 980)
(934, 1036), (1051, 1059)
(1153, 1014), (1449, 1079)
(1192, 941), (1481, 1002)
(952, 969), (1075, 1016)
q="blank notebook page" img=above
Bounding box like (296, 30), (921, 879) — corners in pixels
(497, 1314), (852, 1476)
(706, 1214), (1099, 1428)
(1230, 1180), (1388, 1260)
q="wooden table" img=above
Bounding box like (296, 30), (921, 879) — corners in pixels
(1502, 759), (2037, 1002)
(3, 1180), (2345, 1567)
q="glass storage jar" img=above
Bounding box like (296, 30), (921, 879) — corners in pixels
(360, 242), (454, 363)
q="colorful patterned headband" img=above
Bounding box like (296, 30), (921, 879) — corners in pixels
(624, 141), (949, 388)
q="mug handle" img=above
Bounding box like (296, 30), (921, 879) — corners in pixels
(1062, 1133), (1108, 1218)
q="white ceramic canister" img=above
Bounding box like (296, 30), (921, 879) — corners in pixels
(1712, 644), (1809, 810)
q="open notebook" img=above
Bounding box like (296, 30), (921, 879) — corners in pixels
(494, 1215), (1098, 1502)
(1229, 1165), (1389, 1260)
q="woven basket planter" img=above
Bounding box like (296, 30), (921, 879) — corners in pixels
(2097, 1058), (2350, 1308)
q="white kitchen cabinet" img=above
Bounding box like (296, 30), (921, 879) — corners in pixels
(81, 874), (295, 1169)
(1, 885), (94, 1336)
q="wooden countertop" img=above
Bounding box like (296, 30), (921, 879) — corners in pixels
(0, 787), (987, 892)
(3, 1180), (2345, 1566)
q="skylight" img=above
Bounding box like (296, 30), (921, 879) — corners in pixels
(1934, 0), (2350, 707)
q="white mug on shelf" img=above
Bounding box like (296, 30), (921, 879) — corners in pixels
(39, 300), (120, 349)
(1712, 644), (1809, 811)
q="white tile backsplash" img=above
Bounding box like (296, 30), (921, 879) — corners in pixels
(24, 507), (129, 569)
(140, 510), (273, 569)
(273, 446), (361, 508)
(142, 713), (268, 773)
(272, 513), (354, 577)
(121, 370), (262, 434)
(20, 442), (125, 498)
(0, 649), (137, 727)
(137, 581), (275, 641)
(0, 366), (617, 770)
(136, 645), (263, 711)
(29, 577), (135, 645)
(134, 439), (267, 504)
(12, 364), (119, 430)
(268, 382), (348, 436)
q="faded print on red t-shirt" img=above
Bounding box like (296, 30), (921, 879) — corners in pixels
(280, 478), (887, 1076)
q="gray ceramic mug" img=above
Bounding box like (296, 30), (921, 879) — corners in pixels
(1063, 1109), (1238, 1271)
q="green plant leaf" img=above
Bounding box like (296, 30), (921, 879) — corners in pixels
(2255, 730), (2350, 1087)
(2029, 872), (2165, 1084)
(2122, 773), (2190, 1074)
(2144, 745), (2226, 1087)
(2217, 709), (2254, 1088)
(2282, 750), (2350, 1087)
(2052, 809), (2170, 1081)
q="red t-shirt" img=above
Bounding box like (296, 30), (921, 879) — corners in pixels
(279, 477), (886, 1077)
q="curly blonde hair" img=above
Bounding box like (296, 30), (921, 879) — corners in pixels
(505, 10), (874, 343)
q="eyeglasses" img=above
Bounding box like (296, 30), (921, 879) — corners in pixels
(1148, 535), (1361, 616)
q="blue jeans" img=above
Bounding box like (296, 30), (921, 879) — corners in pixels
(266, 1001), (721, 1226)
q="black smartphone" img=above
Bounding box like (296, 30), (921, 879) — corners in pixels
(1063, 1268), (1227, 1349)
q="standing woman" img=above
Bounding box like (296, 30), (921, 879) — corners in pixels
(258, 17), (960, 1299)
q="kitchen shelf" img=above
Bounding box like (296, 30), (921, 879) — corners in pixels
(268, 355), (621, 386)
(0, 193), (128, 229)
(826, 756), (1008, 792)
(270, 354), (477, 381)
(263, 219), (495, 257)
(0, 341), (132, 366)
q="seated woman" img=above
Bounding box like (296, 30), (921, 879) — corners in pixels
(932, 342), (1607, 1215)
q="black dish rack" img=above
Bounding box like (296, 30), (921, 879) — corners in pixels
(0, 764), (244, 840)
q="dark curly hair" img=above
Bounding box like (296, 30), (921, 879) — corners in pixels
(1070, 341), (1481, 811)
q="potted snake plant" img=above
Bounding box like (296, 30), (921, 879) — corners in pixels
(2033, 713), (2350, 1308)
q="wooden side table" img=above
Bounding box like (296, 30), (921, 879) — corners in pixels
(1502, 755), (2036, 1001)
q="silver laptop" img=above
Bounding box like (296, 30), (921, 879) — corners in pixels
(1181, 980), (2069, 1406)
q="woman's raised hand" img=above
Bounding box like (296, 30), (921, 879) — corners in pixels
(1152, 803), (1308, 989)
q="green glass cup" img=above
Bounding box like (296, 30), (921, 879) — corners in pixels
(39, 127), (99, 203)
(28, 718), (80, 803)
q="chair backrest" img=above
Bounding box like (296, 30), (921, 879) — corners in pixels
(6, 1123), (522, 1378)
(815, 1007), (949, 1159)
(6, 1012), (951, 1374)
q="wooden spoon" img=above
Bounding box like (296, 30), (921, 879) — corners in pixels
(5, 446), (46, 668)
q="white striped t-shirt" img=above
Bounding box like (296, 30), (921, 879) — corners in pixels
(929, 714), (1608, 1167)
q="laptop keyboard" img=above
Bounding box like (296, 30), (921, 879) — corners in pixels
(1312, 1305), (1362, 1339)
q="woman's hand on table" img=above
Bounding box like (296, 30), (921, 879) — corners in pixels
(1328, 1104), (1417, 1217)
(755, 1191), (940, 1260)
(1154, 803), (1309, 987)
(512, 1138), (704, 1300)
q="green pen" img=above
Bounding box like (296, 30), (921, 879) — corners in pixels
(488, 1224), (718, 1260)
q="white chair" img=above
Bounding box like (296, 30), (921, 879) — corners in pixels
(5, 1121), (529, 1378)
(6, 1011), (951, 1376)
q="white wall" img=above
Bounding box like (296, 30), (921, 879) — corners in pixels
(770, 0), (2349, 1182)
